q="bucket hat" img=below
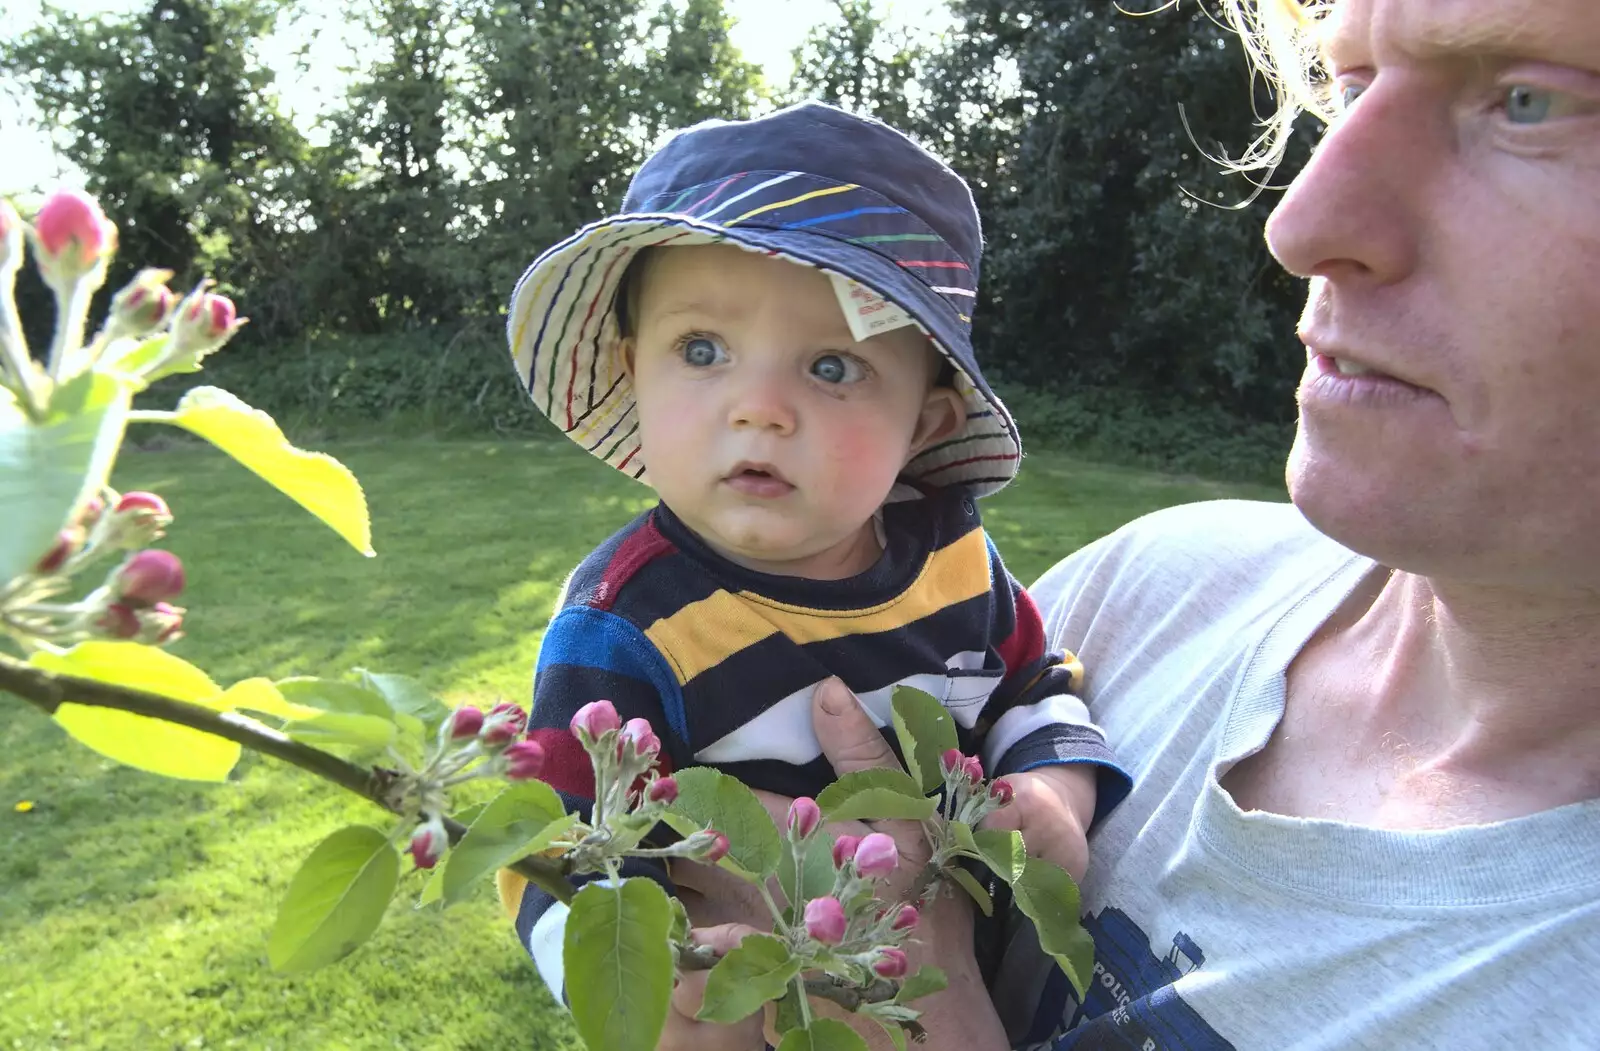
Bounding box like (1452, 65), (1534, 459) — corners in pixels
(506, 101), (1020, 497)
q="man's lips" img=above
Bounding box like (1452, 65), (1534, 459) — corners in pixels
(723, 462), (795, 498)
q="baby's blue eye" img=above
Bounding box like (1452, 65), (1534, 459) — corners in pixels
(811, 353), (864, 384)
(1505, 85), (1553, 124)
(1338, 82), (1365, 110)
(682, 336), (726, 367)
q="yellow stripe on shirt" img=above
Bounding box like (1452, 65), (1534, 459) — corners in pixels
(643, 527), (992, 685)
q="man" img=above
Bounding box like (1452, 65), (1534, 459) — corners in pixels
(663, 0), (1600, 1046)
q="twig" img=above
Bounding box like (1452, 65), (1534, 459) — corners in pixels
(0, 651), (574, 902)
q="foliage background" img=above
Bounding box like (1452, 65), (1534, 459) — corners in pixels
(2, 0), (1315, 483)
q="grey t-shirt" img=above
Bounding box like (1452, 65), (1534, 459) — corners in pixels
(1012, 499), (1600, 1049)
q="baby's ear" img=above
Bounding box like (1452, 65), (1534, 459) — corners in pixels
(910, 385), (965, 456)
(619, 336), (638, 380)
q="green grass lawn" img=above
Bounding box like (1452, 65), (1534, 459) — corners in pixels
(0, 434), (1284, 1051)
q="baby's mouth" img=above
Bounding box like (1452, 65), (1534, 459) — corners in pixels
(723, 462), (795, 497)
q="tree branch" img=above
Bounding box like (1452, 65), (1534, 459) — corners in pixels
(0, 651), (573, 902)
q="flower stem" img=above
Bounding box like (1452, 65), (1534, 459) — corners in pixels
(46, 276), (91, 382)
(793, 974), (814, 1027)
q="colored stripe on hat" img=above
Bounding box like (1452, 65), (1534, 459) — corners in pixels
(698, 172), (801, 220)
(782, 206), (904, 229)
(726, 182), (859, 225)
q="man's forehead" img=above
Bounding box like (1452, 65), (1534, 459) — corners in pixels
(1320, 0), (1600, 68)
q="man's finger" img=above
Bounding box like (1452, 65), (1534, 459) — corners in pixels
(813, 677), (898, 776)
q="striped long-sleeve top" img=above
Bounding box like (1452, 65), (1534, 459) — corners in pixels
(505, 487), (1131, 999)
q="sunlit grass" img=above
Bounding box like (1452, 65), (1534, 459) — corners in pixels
(0, 434), (1283, 1050)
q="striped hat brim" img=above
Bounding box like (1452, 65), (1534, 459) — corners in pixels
(507, 214), (1021, 497)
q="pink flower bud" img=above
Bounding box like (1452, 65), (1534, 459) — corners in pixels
(408, 822), (448, 869)
(853, 833), (899, 879)
(832, 834), (863, 870)
(988, 778), (1015, 806)
(502, 739), (546, 780)
(32, 189), (116, 278)
(113, 549), (185, 605)
(787, 796), (821, 840)
(109, 269), (176, 336)
(447, 705), (485, 740)
(619, 716), (661, 759)
(803, 896), (847, 945)
(144, 601), (185, 645)
(34, 528), (83, 575)
(172, 291), (236, 344)
(78, 494), (106, 530)
(891, 904), (920, 931)
(570, 699), (621, 741)
(873, 947), (910, 979)
(702, 830), (730, 864)
(941, 748), (964, 775)
(94, 602), (141, 639)
(962, 756), (984, 783)
(115, 491), (171, 520)
(646, 776), (678, 805)
(480, 702), (527, 745)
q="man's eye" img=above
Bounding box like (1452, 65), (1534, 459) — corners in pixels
(1338, 82), (1366, 110)
(811, 353), (865, 384)
(681, 336), (727, 367)
(1504, 85), (1555, 124)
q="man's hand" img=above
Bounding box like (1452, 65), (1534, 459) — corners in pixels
(658, 924), (768, 1051)
(979, 764), (1095, 881)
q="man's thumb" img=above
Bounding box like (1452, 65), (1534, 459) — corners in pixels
(813, 677), (897, 776)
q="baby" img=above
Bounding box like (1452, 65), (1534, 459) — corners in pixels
(497, 101), (1129, 1006)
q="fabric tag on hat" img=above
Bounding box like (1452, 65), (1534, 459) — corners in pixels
(829, 272), (918, 342)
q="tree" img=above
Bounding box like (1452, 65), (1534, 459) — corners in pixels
(301, 0), (470, 333)
(1, 0), (310, 338)
(456, 0), (763, 311)
(918, 0), (1315, 421)
(786, 0), (926, 130)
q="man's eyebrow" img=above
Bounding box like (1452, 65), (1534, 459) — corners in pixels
(1320, 6), (1600, 70)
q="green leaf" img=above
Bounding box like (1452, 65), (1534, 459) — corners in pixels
(893, 965), (948, 1004)
(32, 642), (240, 781)
(972, 828), (1027, 885)
(1012, 857), (1095, 999)
(283, 711), (396, 752)
(947, 866), (993, 917)
(564, 879), (674, 1051)
(268, 825), (399, 973)
(874, 1017), (908, 1051)
(100, 332), (171, 382)
(948, 819), (979, 857)
(890, 685), (958, 794)
(0, 370), (130, 585)
(815, 769), (935, 823)
(774, 988), (805, 1039)
(276, 678), (397, 753)
(696, 933), (802, 1024)
(157, 385), (373, 556)
(441, 781), (573, 905)
(663, 767), (781, 879)
(775, 1018), (870, 1051)
(667, 895), (690, 946)
(356, 669), (449, 735)
(778, 825), (838, 910)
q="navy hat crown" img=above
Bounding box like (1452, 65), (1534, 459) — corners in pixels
(624, 102), (983, 279)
